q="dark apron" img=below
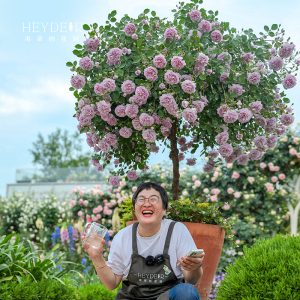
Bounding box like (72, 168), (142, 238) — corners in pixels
(115, 221), (184, 300)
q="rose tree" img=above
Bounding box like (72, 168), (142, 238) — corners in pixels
(67, 0), (299, 200)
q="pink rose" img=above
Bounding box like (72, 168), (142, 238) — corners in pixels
(195, 180), (201, 187)
(181, 80), (196, 94)
(164, 70), (180, 85)
(271, 176), (278, 183)
(232, 172), (240, 179)
(183, 108), (197, 122)
(279, 174), (286, 180)
(102, 78), (116, 92)
(211, 195), (217, 201)
(142, 129), (156, 143)
(223, 204), (230, 210)
(144, 66), (158, 81)
(119, 127), (132, 138)
(109, 176), (120, 187)
(234, 191), (241, 198)
(83, 200), (88, 206)
(171, 56), (186, 70)
(247, 177), (255, 184)
(121, 80), (135, 94)
(153, 54), (167, 68)
(127, 171), (138, 180)
(125, 103), (139, 118)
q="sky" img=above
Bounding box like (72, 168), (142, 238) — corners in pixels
(0, 0), (300, 197)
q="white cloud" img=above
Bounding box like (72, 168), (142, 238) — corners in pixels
(0, 77), (74, 115)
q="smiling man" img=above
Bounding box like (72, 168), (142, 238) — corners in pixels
(83, 182), (205, 300)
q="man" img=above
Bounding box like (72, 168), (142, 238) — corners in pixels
(83, 182), (205, 299)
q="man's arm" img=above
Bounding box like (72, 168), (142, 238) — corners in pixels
(92, 255), (123, 290)
(182, 266), (203, 285)
(178, 255), (205, 286)
(82, 237), (123, 290)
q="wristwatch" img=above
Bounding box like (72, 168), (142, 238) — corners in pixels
(193, 263), (202, 270)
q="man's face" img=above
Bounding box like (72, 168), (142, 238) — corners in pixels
(134, 188), (166, 225)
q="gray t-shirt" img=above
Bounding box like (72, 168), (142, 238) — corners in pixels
(107, 219), (197, 281)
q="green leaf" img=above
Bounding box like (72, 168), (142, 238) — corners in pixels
(72, 49), (81, 56)
(256, 48), (264, 55)
(75, 44), (82, 49)
(264, 25), (269, 32)
(231, 91), (237, 98)
(239, 76), (245, 84)
(133, 56), (140, 63)
(151, 11), (156, 16)
(179, 19), (185, 25)
(269, 32), (275, 37)
(111, 10), (117, 17)
(144, 8), (150, 14)
(242, 35), (247, 42)
(93, 23), (98, 29)
(111, 17), (117, 22)
(107, 32), (114, 37)
(271, 24), (278, 30)
(147, 50), (155, 57)
(69, 87), (75, 91)
(83, 24), (90, 30)
(66, 62), (73, 67)
(199, 75), (206, 80)
(215, 10), (219, 16)
(137, 39), (144, 47)
(171, 9), (176, 12)
(208, 10), (214, 14)
(269, 74), (276, 80)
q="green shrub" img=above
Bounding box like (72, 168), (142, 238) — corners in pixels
(77, 282), (121, 300)
(0, 277), (78, 300)
(217, 234), (300, 299)
(0, 233), (75, 283)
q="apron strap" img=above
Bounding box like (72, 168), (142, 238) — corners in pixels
(163, 221), (176, 255)
(132, 222), (139, 255)
(131, 221), (177, 255)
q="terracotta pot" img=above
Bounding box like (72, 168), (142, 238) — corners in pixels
(126, 221), (225, 300)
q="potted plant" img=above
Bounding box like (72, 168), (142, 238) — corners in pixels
(67, 0), (298, 297)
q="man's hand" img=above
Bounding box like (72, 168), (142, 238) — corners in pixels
(81, 233), (105, 260)
(177, 252), (205, 271)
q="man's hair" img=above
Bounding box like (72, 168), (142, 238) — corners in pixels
(132, 182), (169, 210)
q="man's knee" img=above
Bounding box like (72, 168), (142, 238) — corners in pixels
(169, 283), (200, 300)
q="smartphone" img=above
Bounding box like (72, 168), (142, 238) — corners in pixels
(177, 249), (204, 266)
(184, 249), (204, 258)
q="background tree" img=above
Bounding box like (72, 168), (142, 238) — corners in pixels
(29, 128), (91, 169)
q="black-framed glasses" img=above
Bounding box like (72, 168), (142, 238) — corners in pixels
(135, 195), (160, 206)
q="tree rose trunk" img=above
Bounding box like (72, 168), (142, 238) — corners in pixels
(169, 119), (180, 200)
